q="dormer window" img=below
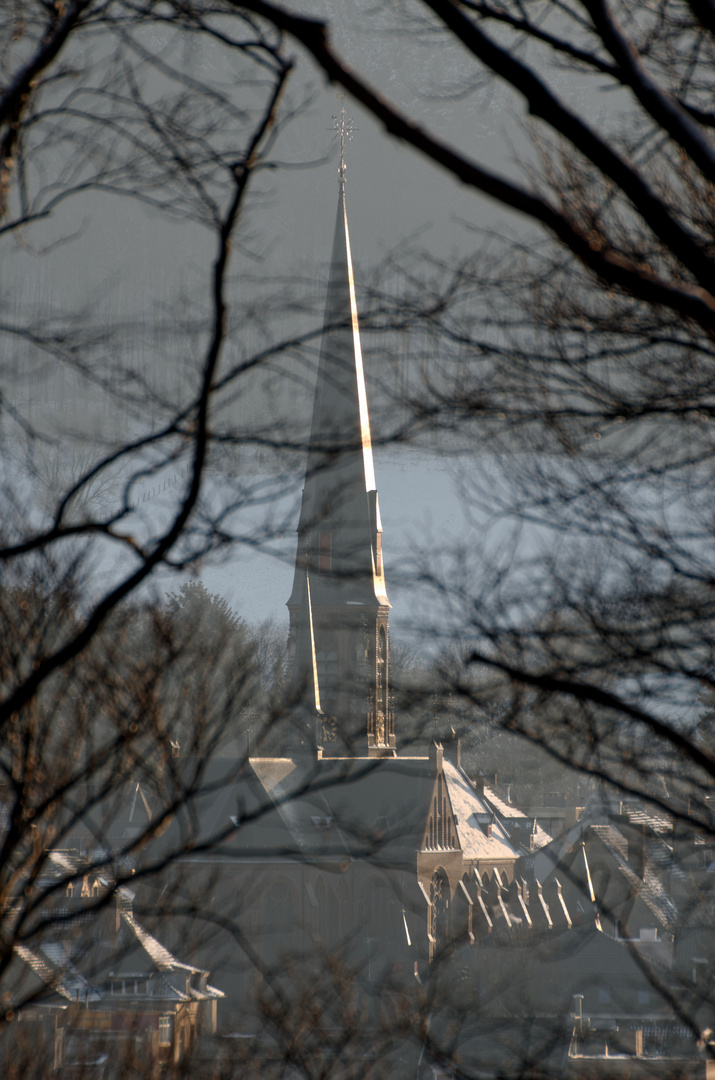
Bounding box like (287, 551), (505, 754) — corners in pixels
(319, 531), (332, 574)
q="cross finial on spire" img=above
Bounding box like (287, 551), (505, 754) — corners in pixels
(331, 97), (356, 185)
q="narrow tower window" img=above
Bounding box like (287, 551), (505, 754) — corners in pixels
(319, 531), (332, 574)
(378, 627), (387, 718)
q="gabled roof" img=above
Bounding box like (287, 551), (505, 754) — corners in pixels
(15, 943), (102, 1004)
(158, 753), (437, 868)
(590, 826), (678, 931)
(249, 754), (437, 865)
(442, 761), (518, 863)
(482, 784), (553, 852)
(13, 886), (223, 1007)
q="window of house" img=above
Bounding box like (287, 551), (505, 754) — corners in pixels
(158, 1015), (173, 1047)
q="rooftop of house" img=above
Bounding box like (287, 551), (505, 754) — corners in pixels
(12, 883), (223, 1011)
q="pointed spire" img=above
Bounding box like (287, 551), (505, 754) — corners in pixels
(289, 180), (387, 609)
(286, 163), (393, 757)
(299, 183), (377, 522)
(288, 568), (323, 717)
(306, 571), (322, 716)
(332, 99), (356, 187)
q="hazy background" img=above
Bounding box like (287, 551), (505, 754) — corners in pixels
(1, 1), (616, 636)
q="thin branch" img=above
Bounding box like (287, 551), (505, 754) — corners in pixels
(233, 0), (715, 333)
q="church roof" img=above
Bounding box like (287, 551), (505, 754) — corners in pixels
(153, 754), (434, 867)
(249, 754), (436, 864)
(442, 761), (518, 863)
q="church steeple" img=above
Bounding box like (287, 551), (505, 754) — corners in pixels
(287, 162), (393, 757)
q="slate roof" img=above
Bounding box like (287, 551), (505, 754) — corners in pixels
(265, 755), (437, 864)
(589, 825), (678, 931)
(14, 886), (223, 1006)
(442, 762), (518, 863)
(590, 824), (629, 862)
(620, 803), (672, 835)
(162, 753), (438, 869)
(15, 943), (102, 1004)
(482, 784), (553, 850)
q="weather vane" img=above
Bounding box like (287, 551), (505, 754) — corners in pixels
(331, 97), (356, 185)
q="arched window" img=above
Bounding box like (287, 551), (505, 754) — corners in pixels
(265, 880), (295, 967)
(377, 627), (387, 719)
(430, 869), (450, 952)
(316, 648), (338, 696)
(437, 777), (444, 848)
(363, 875), (392, 946)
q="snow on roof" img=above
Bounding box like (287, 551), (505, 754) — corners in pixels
(121, 911), (196, 974)
(120, 912), (223, 999)
(591, 825), (678, 930)
(481, 785), (553, 851)
(48, 851), (80, 875)
(442, 761), (518, 862)
(16, 944), (102, 1003)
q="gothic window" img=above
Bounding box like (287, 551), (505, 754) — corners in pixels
(316, 648), (338, 695)
(318, 531), (332, 573)
(430, 869), (450, 952)
(377, 627), (387, 719)
(326, 884), (341, 951)
(438, 777), (444, 848)
(366, 877), (390, 942)
(265, 880), (295, 967)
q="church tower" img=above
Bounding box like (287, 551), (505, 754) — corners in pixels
(286, 140), (393, 758)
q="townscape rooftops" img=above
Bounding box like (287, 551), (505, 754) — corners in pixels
(481, 783), (553, 850)
(589, 824), (679, 930)
(13, 900), (223, 1008)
